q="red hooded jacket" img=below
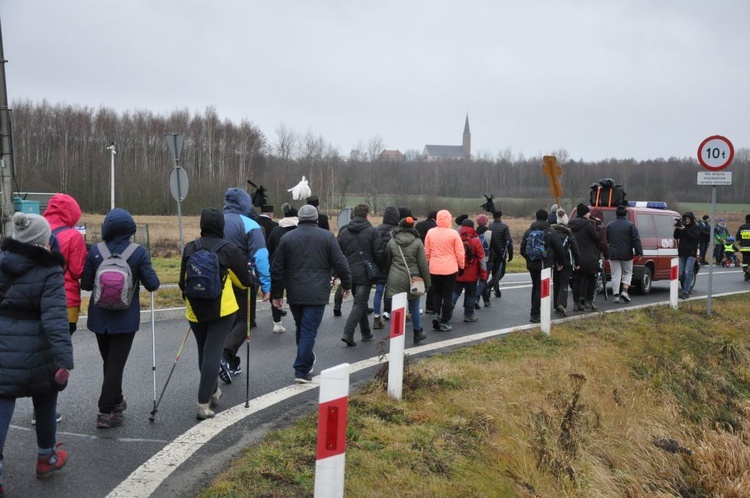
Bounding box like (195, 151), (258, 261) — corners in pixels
(43, 193), (88, 308)
(457, 225), (486, 283)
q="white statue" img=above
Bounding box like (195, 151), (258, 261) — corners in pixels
(288, 176), (312, 201)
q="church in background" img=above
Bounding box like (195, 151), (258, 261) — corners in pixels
(422, 114), (471, 161)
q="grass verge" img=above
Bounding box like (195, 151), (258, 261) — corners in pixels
(199, 294), (750, 497)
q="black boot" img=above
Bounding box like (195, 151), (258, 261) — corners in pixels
(413, 328), (427, 345)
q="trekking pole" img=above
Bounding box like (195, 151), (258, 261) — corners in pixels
(149, 326), (191, 422)
(245, 262), (253, 408)
(150, 291), (157, 419)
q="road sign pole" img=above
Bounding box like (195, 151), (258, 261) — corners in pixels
(175, 161), (185, 254)
(706, 186), (717, 316)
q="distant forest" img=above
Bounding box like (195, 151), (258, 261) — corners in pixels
(10, 100), (750, 216)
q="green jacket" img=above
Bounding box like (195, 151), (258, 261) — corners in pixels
(384, 228), (431, 299)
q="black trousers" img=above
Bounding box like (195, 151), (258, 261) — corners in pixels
(431, 273), (457, 323)
(96, 332), (135, 414)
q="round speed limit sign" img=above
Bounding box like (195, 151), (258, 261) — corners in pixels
(698, 135), (734, 171)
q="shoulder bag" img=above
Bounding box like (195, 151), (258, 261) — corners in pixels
(397, 244), (426, 296)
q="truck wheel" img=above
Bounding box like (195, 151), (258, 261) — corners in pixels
(637, 266), (652, 295)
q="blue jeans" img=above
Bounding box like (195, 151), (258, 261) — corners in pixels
(289, 304), (325, 378)
(1, 391), (58, 469)
(679, 255), (697, 293)
(408, 296), (422, 332)
(452, 281), (477, 317)
(344, 284), (372, 340)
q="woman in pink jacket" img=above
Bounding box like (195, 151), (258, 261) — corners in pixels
(424, 210), (465, 332)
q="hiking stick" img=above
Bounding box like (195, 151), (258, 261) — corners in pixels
(245, 263), (253, 408)
(149, 326), (191, 422)
(150, 291), (157, 419)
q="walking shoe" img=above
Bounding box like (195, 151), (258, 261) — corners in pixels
(196, 403), (215, 420)
(210, 388), (222, 408)
(373, 316), (384, 329)
(367, 307), (374, 315)
(36, 443), (68, 478)
(294, 374), (313, 384)
(382, 312), (390, 320)
(530, 316), (541, 323)
(333, 308), (342, 317)
(341, 337), (356, 347)
(554, 305), (568, 317)
(573, 302), (584, 312)
(438, 322), (453, 332)
(474, 302), (481, 310)
(32, 411), (63, 425)
(273, 321), (286, 333)
(432, 317), (441, 330)
(494, 289), (502, 298)
(464, 315), (478, 322)
(584, 301), (598, 312)
(621, 291), (631, 303)
(310, 353), (316, 375)
(96, 412), (123, 429)
(361, 333), (374, 342)
(413, 328), (427, 345)
(613, 294), (620, 303)
(424, 308), (435, 315)
(483, 300), (492, 308)
(679, 290), (689, 299)
(219, 357), (233, 384)
(113, 399), (128, 413)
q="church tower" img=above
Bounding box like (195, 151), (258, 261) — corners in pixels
(462, 113), (471, 159)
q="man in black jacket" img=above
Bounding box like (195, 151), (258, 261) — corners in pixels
(738, 214), (750, 281)
(307, 196), (329, 231)
(520, 209), (564, 323)
(336, 203), (385, 346)
(271, 205), (351, 383)
(674, 211), (702, 299)
(257, 205), (278, 244)
(486, 210), (513, 299)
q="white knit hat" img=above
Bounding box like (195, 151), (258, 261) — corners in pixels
(556, 208), (568, 225)
(12, 212), (51, 246)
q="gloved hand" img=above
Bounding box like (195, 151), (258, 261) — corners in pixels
(55, 368), (70, 388)
(458, 268), (465, 276)
(507, 255), (513, 262)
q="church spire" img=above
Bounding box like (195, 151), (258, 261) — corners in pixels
(463, 113), (471, 159)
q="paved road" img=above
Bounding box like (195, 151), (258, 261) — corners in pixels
(2, 267), (748, 497)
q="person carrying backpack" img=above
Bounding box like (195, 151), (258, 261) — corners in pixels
(550, 208), (580, 317)
(81, 208), (160, 429)
(180, 208), (254, 420)
(520, 209), (564, 323)
(452, 219), (486, 323)
(474, 214), (492, 308)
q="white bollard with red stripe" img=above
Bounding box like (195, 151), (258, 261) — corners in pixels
(670, 257), (679, 309)
(387, 292), (407, 401)
(540, 267), (551, 335)
(314, 363), (350, 498)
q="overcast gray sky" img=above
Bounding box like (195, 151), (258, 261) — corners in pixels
(3, 1), (749, 161)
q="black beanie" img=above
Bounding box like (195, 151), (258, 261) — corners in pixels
(536, 209), (548, 221)
(576, 203), (590, 218)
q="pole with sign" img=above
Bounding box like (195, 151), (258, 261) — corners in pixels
(697, 135), (734, 316)
(166, 133), (187, 253)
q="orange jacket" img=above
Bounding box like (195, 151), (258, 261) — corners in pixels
(424, 210), (465, 275)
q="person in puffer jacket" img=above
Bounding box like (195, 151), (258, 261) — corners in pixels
(43, 193), (88, 333)
(424, 209), (465, 332)
(81, 208), (160, 429)
(0, 212), (74, 485)
(452, 219), (486, 323)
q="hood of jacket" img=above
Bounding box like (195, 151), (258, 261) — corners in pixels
(101, 208), (137, 243)
(200, 208), (225, 238)
(43, 193), (81, 228)
(0, 237), (65, 278)
(223, 187), (253, 215)
(344, 216), (372, 234)
(381, 206), (400, 227)
(436, 209), (453, 228)
(459, 225), (478, 239)
(278, 217), (298, 228)
(393, 228), (419, 247)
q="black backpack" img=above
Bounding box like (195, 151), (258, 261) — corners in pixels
(184, 239), (229, 300)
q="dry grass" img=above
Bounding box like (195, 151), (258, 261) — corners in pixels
(199, 295), (750, 497)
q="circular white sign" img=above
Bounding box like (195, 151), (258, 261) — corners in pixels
(697, 135), (734, 171)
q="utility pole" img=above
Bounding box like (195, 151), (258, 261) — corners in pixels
(107, 142), (116, 210)
(0, 17), (16, 237)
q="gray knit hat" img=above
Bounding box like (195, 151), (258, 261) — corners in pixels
(12, 212), (51, 246)
(298, 204), (319, 222)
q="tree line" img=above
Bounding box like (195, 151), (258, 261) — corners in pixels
(10, 100), (750, 217)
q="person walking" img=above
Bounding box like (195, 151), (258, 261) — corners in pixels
(266, 203), (299, 333)
(220, 187), (271, 384)
(336, 203), (385, 346)
(424, 209), (465, 332)
(180, 208), (254, 420)
(550, 208), (580, 316)
(385, 216), (431, 344)
(698, 215), (711, 265)
(306, 196), (330, 231)
(452, 218), (486, 322)
(606, 205), (643, 303)
(737, 214), (750, 281)
(43, 193), (88, 334)
(474, 214), (492, 308)
(271, 205), (352, 383)
(415, 210), (438, 314)
(674, 211), (701, 299)
(486, 210), (513, 299)
(520, 209), (564, 323)
(81, 208), (160, 428)
(372, 206), (400, 328)
(713, 219), (730, 265)
(569, 203), (603, 312)
(257, 204), (278, 244)
(0, 213), (74, 489)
